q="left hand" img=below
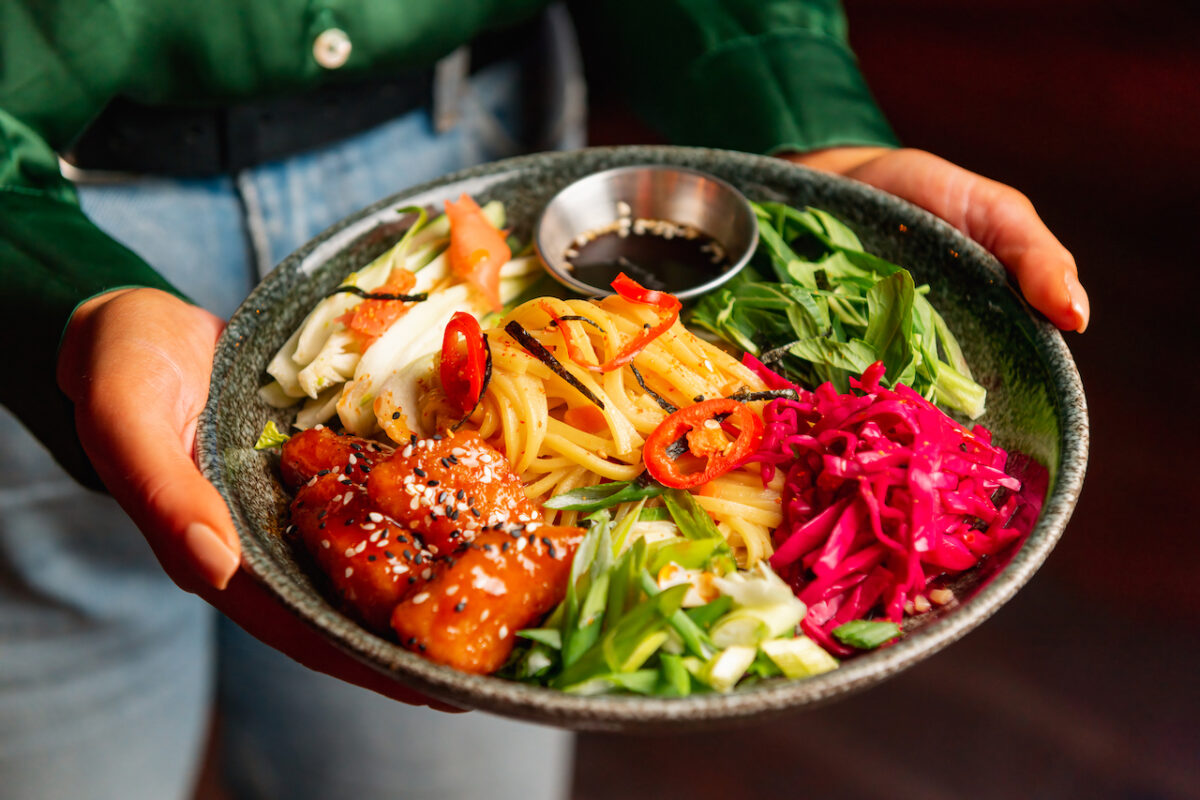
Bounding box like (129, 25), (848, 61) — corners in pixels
(781, 147), (1089, 333)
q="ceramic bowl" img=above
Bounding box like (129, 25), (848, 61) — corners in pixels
(197, 146), (1088, 731)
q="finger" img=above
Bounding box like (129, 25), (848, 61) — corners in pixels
(208, 571), (464, 711)
(848, 149), (1090, 332)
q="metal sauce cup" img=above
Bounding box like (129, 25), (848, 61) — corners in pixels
(536, 165), (758, 300)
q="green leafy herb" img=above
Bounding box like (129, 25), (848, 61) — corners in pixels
(832, 619), (903, 650)
(253, 420), (290, 450)
(691, 202), (987, 419)
(543, 478), (665, 512)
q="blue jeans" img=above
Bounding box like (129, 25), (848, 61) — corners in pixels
(0, 56), (584, 800)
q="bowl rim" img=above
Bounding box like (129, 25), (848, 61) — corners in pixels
(197, 145), (1089, 730)
(534, 163), (759, 300)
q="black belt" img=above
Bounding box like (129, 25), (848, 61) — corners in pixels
(66, 18), (543, 177)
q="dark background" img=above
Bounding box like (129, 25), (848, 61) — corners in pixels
(577, 2), (1200, 797)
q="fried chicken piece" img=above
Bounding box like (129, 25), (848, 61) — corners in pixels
(390, 525), (584, 674)
(367, 431), (539, 555)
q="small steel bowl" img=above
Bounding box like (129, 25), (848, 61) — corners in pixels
(536, 165), (759, 300)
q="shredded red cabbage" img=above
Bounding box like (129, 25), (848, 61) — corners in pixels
(744, 355), (1037, 656)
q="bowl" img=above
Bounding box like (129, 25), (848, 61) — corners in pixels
(197, 146), (1088, 731)
(536, 165), (758, 299)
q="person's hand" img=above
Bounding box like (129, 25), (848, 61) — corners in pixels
(781, 147), (1089, 333)
(57, 287), (455, 709)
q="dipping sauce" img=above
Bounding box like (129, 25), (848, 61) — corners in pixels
(564, 214), (730, 295)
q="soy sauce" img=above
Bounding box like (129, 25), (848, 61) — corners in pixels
(566, 223), (730, 295)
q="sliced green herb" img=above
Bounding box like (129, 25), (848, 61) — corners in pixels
(832, 619), (903, 650)
(254, 420), (290, 450)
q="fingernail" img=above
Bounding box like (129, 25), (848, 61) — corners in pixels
(1066, 274), (1090, 333)
(185, 522), (240, 589)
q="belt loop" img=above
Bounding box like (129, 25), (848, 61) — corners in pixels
(433, 46), (470, 133)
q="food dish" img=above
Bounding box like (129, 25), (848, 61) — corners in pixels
(197, 146), (1087, 729)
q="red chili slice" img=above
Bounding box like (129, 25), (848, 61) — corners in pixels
(440, 311), (487, 415)
(643, 398), (764, 489)
(543, 273), (680, 373)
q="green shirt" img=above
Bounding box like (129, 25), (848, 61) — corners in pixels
(0, 0), (895, 486)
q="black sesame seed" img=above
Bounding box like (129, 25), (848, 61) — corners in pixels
(410, 434), (418, 445)
(528, 534), (537, 544)
(501, 541), (510, 552)
(397, 535), (408, 544)
(318, 522), (326, 529)
(407, 637), (417, 645)
(470, 507), (480, 518)
(440, 457), (451, 468)
(483, 544), (494, 552)
(456, 489), (464, 500)
(432, 434), (443, 441)
(413, 467), (426, 477)
(317, 469), (330, 476)
(351, 443), (363, 451)
(427, 479), (439, 487)
(437, 491), (447, 504)
(385, 551), (395, 559)
(454, 601), (466, 613)
(418, 644), (427, 652)
(548, 544), (557, 559)
(448, 455), (459, 465)
(468, 496), (476, 506)
(693, 394), (705, 402)
(448, 508), (459, 520)
(367, 555), (376, 562)
(317, 509), (327, 519)
(392, 412), (401, 420)
(359, 464), (371, 474)
(408, 576), (416, 584)
(449, 529), (460, 540)
(345, 518), (355, 525)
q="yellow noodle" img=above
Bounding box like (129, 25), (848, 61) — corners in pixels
(419, 296), (784, 565)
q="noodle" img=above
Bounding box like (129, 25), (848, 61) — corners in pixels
(419, 295), (782, 565)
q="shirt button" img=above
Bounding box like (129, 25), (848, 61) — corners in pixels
(313, 28), (352, 69)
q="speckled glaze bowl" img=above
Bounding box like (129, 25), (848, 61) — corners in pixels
(197, 146), (1087, 731)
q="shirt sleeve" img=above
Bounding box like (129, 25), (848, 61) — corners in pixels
(0, 109), (187, 488)
(574, 0), (898, 154)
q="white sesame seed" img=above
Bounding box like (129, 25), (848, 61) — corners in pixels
(321, 539), (330, 549)
(446, 585), (459, 596)
(421, 568), (433, 580)
(344, 547), (356, 557)
(498, 625), (509, 639)
(344, 567), (354, 578)
(368, 512), (383, 523)
(412, 592), (429, 605)
(929, 588), (955, 605)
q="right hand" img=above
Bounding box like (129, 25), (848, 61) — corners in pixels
(58, 287), (457, 710)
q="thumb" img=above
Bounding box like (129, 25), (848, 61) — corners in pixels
(846, 149), (1090, 333)
(65, 289), (241, 592)
(82, 408), (242, 592)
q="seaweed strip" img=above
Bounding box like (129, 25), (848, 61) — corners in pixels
(504, 321), (605, 409)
